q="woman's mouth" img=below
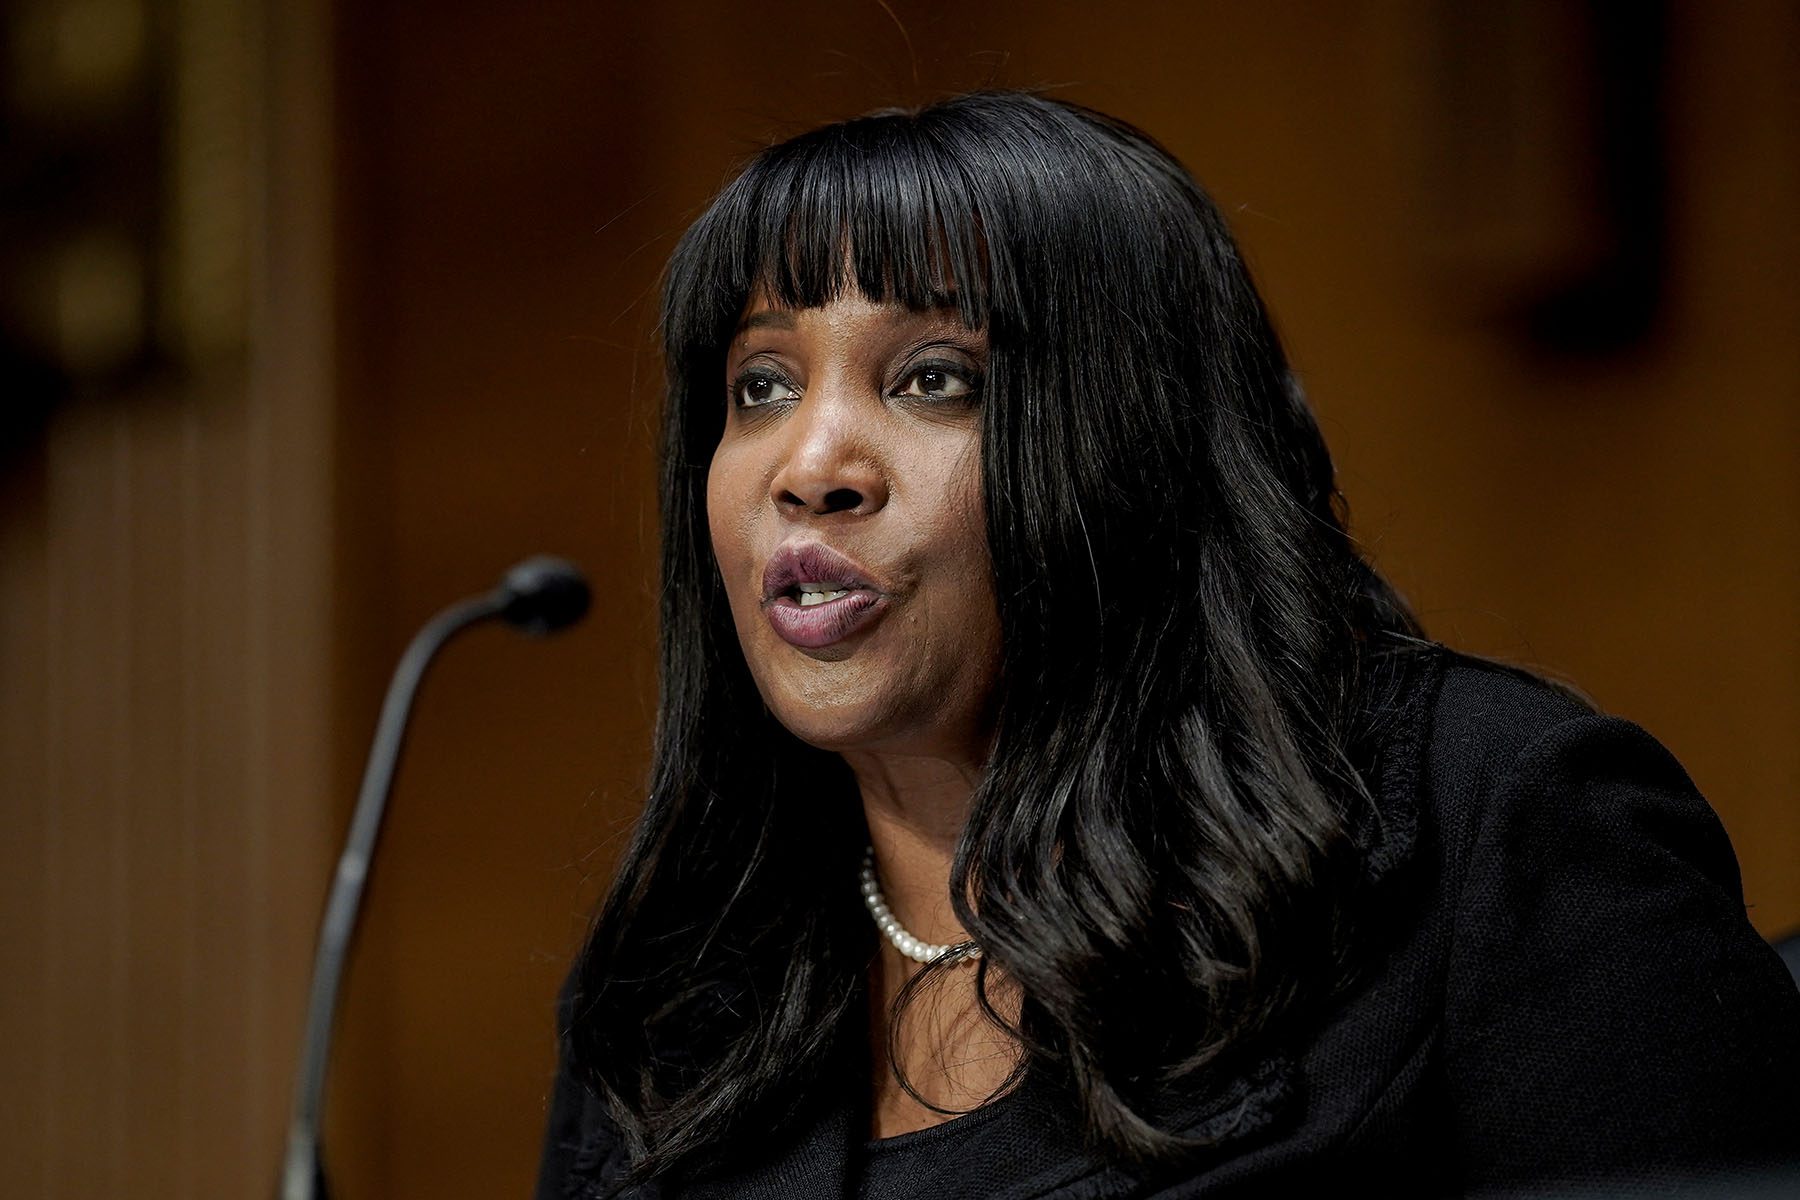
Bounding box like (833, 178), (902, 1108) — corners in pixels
(794, 584), (852, 607)
(765, 584), (887, 648)
(761, 543), (892, 649)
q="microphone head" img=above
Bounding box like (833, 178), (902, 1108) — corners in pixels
(498, 555), (591, 635)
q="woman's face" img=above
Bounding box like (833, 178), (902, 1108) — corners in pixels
(707, 289), (1001, 766)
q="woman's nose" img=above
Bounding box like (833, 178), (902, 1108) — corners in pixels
(768, 394), (889, 518)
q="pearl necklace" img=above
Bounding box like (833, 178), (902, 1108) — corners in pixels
(858, 845), (982, 965)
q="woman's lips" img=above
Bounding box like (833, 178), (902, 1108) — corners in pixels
(761, 541), (892, 649)
(765, 588), (889, 649)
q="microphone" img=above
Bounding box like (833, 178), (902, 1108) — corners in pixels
(498, 554), (593, 635)
(279, 556), (591, 1200)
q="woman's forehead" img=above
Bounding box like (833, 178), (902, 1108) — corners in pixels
(731, 289), (982, 344)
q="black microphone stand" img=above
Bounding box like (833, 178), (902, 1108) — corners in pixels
(279, 557), (590, 1200)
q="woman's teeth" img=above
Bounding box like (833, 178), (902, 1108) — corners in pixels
(796, 585), (851, 607)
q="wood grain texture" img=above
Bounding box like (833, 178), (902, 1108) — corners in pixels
(0, 0), (334, 1194)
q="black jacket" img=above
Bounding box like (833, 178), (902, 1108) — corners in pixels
(535, 643), (1800, 1197)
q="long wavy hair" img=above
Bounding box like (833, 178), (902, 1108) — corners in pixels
(565, 89), (1427, 1189)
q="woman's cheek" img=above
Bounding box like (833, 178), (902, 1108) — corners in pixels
(705, 450), (759, 612)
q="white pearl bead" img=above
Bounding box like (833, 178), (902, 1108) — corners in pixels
(860, 845), (982, 967)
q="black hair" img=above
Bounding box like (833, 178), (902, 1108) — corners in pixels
(565, 88), (1426, 1189)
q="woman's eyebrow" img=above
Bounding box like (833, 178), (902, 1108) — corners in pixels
(735, 310), (795, 336)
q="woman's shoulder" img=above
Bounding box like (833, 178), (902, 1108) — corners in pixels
(1358, 635), (1778, 952)
(1348, 639), (1800, 1185)
(1352, 639), (1605, 876)
(1429, 642), (1597, 725)
(1393, 639), (1601, 771)
(1422, 643), (1601, 760)
(537, 971), (637, 1200)
(1391, 640), (1738, 884)
(1386, 640), (1669, 834)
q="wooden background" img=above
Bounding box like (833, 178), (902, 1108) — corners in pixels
(2, 2), (1795, 1196)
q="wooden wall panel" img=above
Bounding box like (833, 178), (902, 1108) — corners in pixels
(0, 0), (335, 1195)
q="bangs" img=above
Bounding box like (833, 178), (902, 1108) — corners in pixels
(663, 111), (1014, 370)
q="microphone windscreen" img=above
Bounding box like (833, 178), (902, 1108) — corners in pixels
(498, 555), (591, 635)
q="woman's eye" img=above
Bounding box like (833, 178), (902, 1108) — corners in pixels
(892, 363), (979, 402)
(731, 370), (800, 409)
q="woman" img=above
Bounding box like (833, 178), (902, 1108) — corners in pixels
(535, 91), (1800, 1198)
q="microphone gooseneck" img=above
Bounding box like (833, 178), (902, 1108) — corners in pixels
(280, 556), (590, 1200)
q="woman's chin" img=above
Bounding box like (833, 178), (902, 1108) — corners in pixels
(764, 695), (904, 755)
(742, 632), (997, 762)
(763, 691), (993, 768)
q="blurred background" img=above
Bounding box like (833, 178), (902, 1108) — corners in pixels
(1, 0), (1795, 1195)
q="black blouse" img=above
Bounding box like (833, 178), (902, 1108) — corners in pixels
(535, 644), (1800, 1198)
